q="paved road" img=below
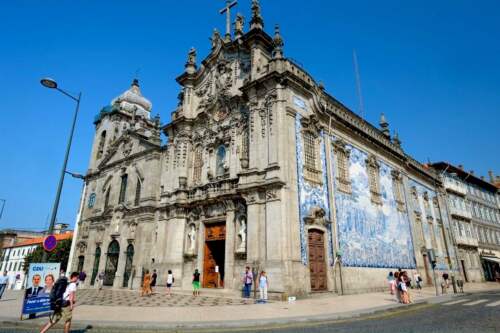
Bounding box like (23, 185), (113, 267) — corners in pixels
(1, 291), (498, 333)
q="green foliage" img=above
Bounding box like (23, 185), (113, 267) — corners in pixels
(23, 239), (72, 273)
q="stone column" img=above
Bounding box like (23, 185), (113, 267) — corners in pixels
(112, 238), (126, 288)
(401, 174), (425, 271)
(245, 191), (264, 263)
(323, 128), (338, 293)
(224, 202), (236, 289)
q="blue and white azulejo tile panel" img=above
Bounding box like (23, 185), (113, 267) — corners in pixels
(295, 115), (334, 265)
(331, 140), (416, 269)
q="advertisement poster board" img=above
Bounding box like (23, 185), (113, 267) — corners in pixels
(22, 262), (60, 316)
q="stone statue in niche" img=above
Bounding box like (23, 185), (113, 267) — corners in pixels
(187, 224), (196, 254)
(236, 218), (247, 253)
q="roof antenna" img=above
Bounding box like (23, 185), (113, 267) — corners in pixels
(353, 49), (365, 119)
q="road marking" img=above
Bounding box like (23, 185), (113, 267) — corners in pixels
(463, 299), (488, 306)
(443, 299), (469, 305)
(485, 300), (500, 307)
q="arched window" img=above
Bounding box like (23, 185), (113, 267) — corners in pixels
(104, 240), (120, 286)
(122, 244), (134, 288)
(96, 131), (107, 159)
(104, 187), (111, 209)
(193, 147), (203, 184)
(366, 155), (382, 205)
(333, 140), (351, 194)
(88, 193), (96, 208)
(303, 131), (317, 171)
(119, 174), (128, 204)
(216, 145), (226, 177)
(134, 177), (142, 206)
(90, 247), (101, 286)
(77, 255), (85, 272)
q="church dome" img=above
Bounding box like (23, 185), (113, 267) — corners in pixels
(111, 79), (152, 118)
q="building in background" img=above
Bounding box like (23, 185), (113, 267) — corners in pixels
(0, 229), (46, 250)
(432, 163), (500, 282)
(0, 228), (72, 290)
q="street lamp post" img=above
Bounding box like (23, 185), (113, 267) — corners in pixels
(0, 199), (5, 221)
(40, 78), (82, 262)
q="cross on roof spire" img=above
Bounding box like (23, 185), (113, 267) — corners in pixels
(219, 0), (237, 42)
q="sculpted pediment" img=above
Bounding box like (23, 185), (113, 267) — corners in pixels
(97, 132), (152, 169)
(192, 50), (251, 119)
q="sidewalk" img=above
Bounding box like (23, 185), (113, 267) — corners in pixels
(0, 282), (499, 330)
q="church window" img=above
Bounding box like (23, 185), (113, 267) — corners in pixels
(216, 145), (226, 177)
(391, 170), (405, 211)
(302, 131), (321, 185)
(88, 193), (96, 208)
(134, 177), (142, 206)
(193, 147), (203, 184)
(304, 131), (316, 170)
(333, 140), (351, 194)
(366, 155), (382, 205)
(96, 131), (106, 159)
(104, 187), (111, 209)
(119, 174), (128, 204)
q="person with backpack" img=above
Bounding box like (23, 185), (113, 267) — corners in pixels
(40, 272), (79, 333)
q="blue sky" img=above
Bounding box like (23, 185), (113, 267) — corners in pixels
(1, 0), (499, 230)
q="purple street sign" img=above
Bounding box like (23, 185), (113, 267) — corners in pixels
(43, 235), (57, 252)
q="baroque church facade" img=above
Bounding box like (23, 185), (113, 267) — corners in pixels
(71, 1), (458, 295)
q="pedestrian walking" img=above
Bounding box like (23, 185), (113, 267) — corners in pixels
(441, 272), (450, 294)
(40, 272), (79, 333)
(192, 269), (200, 297)
(166, 270), (174, 297)
(242, 266), (253, 299)
(387, 272), (395, 295)
(393, 271), (401, 303)
(141, 270), (152, 297)
(398, 275), (409, 304)
(96, 272), (104, 291)
(0, 271), (8, 299)
(258, 271), (269, 303)
(150, 269), (157, 293)
(414, 273), (422, 290)
(402, 271), (412, 303)
(78, 271), (86, 288)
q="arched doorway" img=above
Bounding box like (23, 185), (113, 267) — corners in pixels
(308, 229), (327, 291)
(104, 240), (120, 286)
(122, 244), (134, 288)
(77, 256), (85, 272)
(90, 247), (101, 286)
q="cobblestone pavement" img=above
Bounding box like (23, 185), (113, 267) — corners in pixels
(77, 289), (250, 307)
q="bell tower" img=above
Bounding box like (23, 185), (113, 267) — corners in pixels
(88, 79), (160, 172)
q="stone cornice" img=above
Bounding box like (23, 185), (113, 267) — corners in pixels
(86, 148), (161, 180)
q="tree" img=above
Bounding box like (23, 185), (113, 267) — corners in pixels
(23, 239), (72, 273)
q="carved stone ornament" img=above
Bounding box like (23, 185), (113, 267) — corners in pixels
(266, 189), (280, 201)
(77, 241), (87, 254)
(122, 139), (133, 157)
(304, 207), (330, 227)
